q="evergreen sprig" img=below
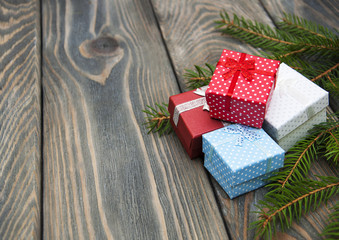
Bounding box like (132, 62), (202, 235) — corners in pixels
(215, 11), (295, 52)
(324, 129), (339, 166)
(184, 63), (215, 90)
(278, 13), (338, 48)
(251, 176), (339, 240)
(142, 103), (172, 136)
(321, 201), (339, 239)
(252, 116), (339, 239)
(266, 117), (339, 189)
(216, 11), (339, 98)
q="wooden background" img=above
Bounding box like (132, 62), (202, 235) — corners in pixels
(0, 0), (338, 239)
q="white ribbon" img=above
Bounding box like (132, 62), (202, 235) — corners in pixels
(173, 86), (210, 126)
(193, 85), (209, 96)
(275, 63), (316, 119)
(223, 124), (261, 146)
(194, 85), (210, 111)
(173, 97), (206, 126)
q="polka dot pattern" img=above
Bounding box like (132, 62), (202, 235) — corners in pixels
(274, 108), (326, 151)
(206, 49), (280, 128)
(205, 160), (276, 199)
(202, 124), (285, 187)
(264, 63), (329, 140)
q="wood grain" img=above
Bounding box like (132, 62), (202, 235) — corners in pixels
(42, 0), (227, 239)
(151, 0), (338, 239)
(151, 0), (276, 92)
(0, 0), (41, 239)
(260, 0), (339, 31)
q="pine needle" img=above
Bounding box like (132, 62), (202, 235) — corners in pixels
(184, 63), (215, 90)
(267, 118), (339, 189)
(142, 103), (172, 136)
(251, 177), (339, 240)
(321, 201), (339, 239)
(215, 11), (339, 98)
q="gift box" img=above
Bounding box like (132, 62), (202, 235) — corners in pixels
(275, 109), (326, 151)
(204, 158), (276, 199)
(168, 87), (229, 159)
(206, 49), (280, 128)
(263, 63), (328, 150)
(202, 124), (285, 198)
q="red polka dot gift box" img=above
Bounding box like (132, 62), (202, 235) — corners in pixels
(206, 49), (280, 128)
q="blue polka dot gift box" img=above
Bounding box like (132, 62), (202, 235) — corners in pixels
(202, 124), (285, 199)
(205, 162), (276, 199)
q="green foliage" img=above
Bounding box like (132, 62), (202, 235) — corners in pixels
(251, 176), (339, 240)
(267, 117), (339, 189)
(215, 11), (291, 52)
(321, 201), (339, 239)
(252, 117), (339, 239)
(142, 103), (172, 136)
(216, 11), (339, 98)
(324, 129), (339, 166)
(184, 63), (215, 90)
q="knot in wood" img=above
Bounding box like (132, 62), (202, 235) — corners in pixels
(90, 36), (119, 54)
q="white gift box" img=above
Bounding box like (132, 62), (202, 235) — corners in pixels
(263, 63), (328, 151)
(273, 108), (326, 151)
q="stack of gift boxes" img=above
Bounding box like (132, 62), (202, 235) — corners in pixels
(168, 49), (329, 199)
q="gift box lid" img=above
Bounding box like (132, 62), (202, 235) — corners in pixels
(263, 63), (329, 140)
(202, 124), (285, 186)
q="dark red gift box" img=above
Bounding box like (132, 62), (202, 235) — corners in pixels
(168, 89), (227, 159)
(206, 49), (280, 128)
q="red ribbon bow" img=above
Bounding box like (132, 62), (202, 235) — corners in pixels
(216, 52), (276, 111)
(218, 57), (256, 81)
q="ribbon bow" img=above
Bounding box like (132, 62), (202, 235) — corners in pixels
(224, 125), (261, 146)
(218, 57), (255, 81)
(214, 52), (277, 111)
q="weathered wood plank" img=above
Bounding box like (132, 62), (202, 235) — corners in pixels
(260, 0), (338, 31)
(151, 0), (338, 239)
(42, 0), (227, 239)
(0, 0), (41, 239)
(151, 0), (274, 92)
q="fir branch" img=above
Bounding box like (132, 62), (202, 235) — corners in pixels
(219, 18), (293, 45)
(184, 63), (215, 90)
(215, 11), (339, 96)
(326, 75), (338, 89)
(252, 177), (339, 240)
(280, 13), (337, 42)
(142, 103), (172, 136)
(323, 126), (339, 165)
(215, 11), (294, 51)
(267, 120), (339, 189)
(311, 63), (339, 82)
(321, 201), (339, 239)
(275, 47), (308, 59)
(216, 11), (339, 53)
(281, 126), (329, 188)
